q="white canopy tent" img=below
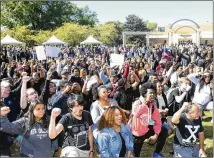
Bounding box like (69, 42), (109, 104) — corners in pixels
(1, 34), (25, 45)
(80, 35), (102, 45)
(43, 35), (67, 45)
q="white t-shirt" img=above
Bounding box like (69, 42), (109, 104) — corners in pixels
(157, 95), (166, 110)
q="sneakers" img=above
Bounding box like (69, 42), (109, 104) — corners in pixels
(153, 152), (164, 157)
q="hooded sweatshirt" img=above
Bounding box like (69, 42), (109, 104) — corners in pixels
(130, 96), (162, 137)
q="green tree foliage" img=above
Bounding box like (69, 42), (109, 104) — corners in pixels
(124, 14), (149, 45)
(53, 23), (91, 46)
(31, 30), (52, 45)
(75, 6), (99, 26)
(146, 21), (158, 31)
(1, 1), (98, 30)
(95, 23), (117, 45)
(106, 21), (124, 45)
(2, 26), (35, 46)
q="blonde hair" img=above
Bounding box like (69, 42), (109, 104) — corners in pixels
(179, 77), (190, 85)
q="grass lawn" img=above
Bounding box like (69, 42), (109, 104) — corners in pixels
(139, 111), (213, 157)
(11, 111), (213, 157)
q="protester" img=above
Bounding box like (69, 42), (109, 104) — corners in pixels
(97, 106), (133, 157)
(90, 85), (118, 141)
(0, 42), (212, 157)
(0, 100), (52, 157)
(187, 71), (212, 116)
(130, 83), (168, 157)
(49, 95), (94, 157)
(171, 103), (207, 157)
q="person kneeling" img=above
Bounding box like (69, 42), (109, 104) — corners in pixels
(97, 106), (134, 157)
(129, 83), (168, 157)
(49, 95), (94, 157)
(172, 102), (207, 157)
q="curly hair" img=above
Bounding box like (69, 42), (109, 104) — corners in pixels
(98, 106), (127, 131)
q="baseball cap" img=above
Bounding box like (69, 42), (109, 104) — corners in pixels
(1, 80), (10, 88)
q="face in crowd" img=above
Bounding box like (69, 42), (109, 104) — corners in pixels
(145, 89), (155, 103)
(72, 101), (84, 117)
(32, 72), (40, 83)
(97, 87), (108, 101)
(187, 104), (200, 120)
(156, 82), (163, 95)
(27, 88), (39, 102)
(33, 103), (45, 121)
(49, 82), (56, 94)
(1, 84), (11, 98)
(73, 68), (80, 77)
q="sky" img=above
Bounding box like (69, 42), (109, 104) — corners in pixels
(73, 1), (213, 25)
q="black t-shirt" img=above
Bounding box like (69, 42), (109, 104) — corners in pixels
(59, 111), (93, 150)
(174, 113), (204, 147)
(119, 132), (126, 157)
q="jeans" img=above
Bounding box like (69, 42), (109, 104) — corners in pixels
(173, 144), (200, 157)
(133, 126), (168, 157)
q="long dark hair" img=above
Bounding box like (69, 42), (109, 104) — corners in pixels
(199, 75), (211, 92)
(23, 100), (49, 132)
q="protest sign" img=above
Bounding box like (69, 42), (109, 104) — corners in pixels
(35, 46), (47, 60)
(45, 46), (59, 57)
(110, 54), (124, 68)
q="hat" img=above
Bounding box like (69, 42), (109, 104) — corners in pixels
(110, 70), (117, 77)
(1, 80), (10, 88)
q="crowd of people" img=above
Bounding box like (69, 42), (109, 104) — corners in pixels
(0, 42), (213, 157)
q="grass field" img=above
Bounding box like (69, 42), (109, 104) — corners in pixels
(11, 111), (213, 157)
(139, 111), (213, 157)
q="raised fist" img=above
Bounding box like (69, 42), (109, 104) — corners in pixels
(1, 107), (10, 116)
(51, 108), (61, 118)
(22, 76), (31, 83)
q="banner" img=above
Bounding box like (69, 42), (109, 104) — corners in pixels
(110, 54), (124, 68)
(35, 46), (46, 60)
(45, 46), (59, 57)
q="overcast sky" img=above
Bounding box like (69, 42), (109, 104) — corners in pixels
(73, 1), (213, 25)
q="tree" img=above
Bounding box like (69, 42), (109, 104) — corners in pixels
(53, 23), (91, 46)
(75, 6), (99, 26)
(106, 21), (124, 45)
(124, 14), (149, 45)
(2, 26), (35, 46)
(1, 1), (98, 30)
(95, 23), (117, 45)
(147, 22), (157, 31)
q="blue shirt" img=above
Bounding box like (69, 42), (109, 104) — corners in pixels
(97, 124), (134, 157)
(3, 96), (20, 122)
